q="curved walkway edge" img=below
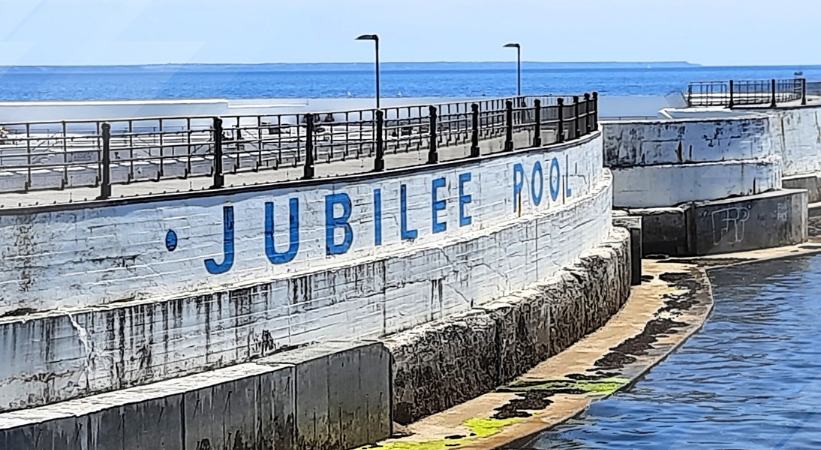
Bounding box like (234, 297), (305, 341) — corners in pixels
(363, 241), (821, 450)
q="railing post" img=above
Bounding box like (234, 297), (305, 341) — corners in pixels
(533, 99), (542, 147)
(771, 79), (777, 108)
(374, 110), (385, 172)
(687, 84), (693, 107)
(470, 103), (480, 157)
(573, 95), (581, 139)
(303, 113), (315, 179)
(557, 98), (565, 143)
(592, 92), (599, 131)
(427, 106), (438, 164)
(212, 117), (224, 189)
(729, 80), (735, 108)
(505, 100), (514, 151)
(584, 93), (592, 133)
(802, 78), (808, 106)
(98, 123), (112, 200)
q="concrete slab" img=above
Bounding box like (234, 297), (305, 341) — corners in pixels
(258, 341), (392, 450)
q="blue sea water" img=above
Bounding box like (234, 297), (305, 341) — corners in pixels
(0, 63), (819, 101)
(520, 255), (821, 450)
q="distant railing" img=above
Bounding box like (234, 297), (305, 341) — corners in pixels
(0, 93), (598, 199)
(686, 78), (807, 107)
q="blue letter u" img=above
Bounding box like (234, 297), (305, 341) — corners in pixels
(265, 199), (300, 264)
(204, 206), (235, 275)
(326, 193), (354, 256)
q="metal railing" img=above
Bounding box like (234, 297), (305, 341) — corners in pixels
(0, 93), (599, 199)
(686, 78), (807, 107)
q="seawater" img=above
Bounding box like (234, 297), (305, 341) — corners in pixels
(1, 63), (820, 101)
(519, 255), (821, 450)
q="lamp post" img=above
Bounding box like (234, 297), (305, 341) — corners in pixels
(356, 34), (381, 109)
(503, 42), (521, 97)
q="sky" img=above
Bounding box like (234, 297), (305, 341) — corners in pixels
(0, 0), (819, 67)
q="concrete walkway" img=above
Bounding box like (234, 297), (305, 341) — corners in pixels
(362, 242), (821, 450)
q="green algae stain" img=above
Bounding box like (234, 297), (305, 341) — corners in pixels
(504, 377), (630, 396)
(360, 416), (522, 449)
(464, 417), (522, 438)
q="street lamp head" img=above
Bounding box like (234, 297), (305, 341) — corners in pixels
(503, 43), (520, 49)
(356, 34), (379, 41)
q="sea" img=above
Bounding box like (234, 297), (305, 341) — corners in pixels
(0, 63), (819, 101)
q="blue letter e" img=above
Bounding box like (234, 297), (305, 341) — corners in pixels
(325, 193), (354, 256)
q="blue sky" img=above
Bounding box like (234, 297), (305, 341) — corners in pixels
(0, 0), (818, 66)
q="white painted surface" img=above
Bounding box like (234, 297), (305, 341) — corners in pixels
(0, 135), (605, 315)
(0, 136), (613, 412)
(767, 106), (821, 177)
(661, 105), (821, 178)
(603, 115), (775, 167)
(612, 156), (782, 208)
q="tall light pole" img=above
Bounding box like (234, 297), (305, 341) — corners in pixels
(503, 42), (521, 97)
(356, 34), (380, 109)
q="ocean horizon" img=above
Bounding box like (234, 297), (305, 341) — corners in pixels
(0, 62), (818, 102)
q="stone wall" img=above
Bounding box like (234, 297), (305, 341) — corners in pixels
(384, 228), (631, 424)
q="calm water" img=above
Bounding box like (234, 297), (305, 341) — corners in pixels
(0, 63), (820, 101)
(522, 255), (821, 450)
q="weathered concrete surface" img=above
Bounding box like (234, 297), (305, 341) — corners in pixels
(625, 206), (694, 257)
(783, 173), (821, 203)
(366, 258), (714, 450)
(767, 106), (821, 178)
(259, 341), (391, 450)
(0, 363), (293, 450)
(603, 115), (776, 168)
(0, 133), (604, 315)
(692, 189), (808, 255)
(613, 215), (643, 285)
(383, 228), (631, 425)
(0, 171), (612, 413)
(0, 342), (390, 450)
(611, 156), (782, 208)
(623, 189), (808, 257)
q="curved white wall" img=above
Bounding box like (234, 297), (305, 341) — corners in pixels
(604, 116), (783, 208)
(660, 104), (821, 179)
(604, 115), (776, 167)
(0, 134), (615, 411)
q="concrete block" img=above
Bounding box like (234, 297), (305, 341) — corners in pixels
(0, 411), (84, 450)
(628, 206), (694, 257)
(783, 174), (821, 203)
(692, 189), (808, 255)
(613, 215), (643, 285)
(0, 363), (294, 450)
(258, 341), (391, 450)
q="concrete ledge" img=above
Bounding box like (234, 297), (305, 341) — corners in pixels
(626, 189), (808, 256)
(0, 363), (293, 450)
(0, 341), (390, 450)
(612, 156), (782, 208)
(382, 228), (631, 424)
(783, 173), (821, 203)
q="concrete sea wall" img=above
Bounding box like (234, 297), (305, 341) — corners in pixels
(603, 116), (782, 208)
(0, 133), (614, 413)
(385, 228), (631, 424)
